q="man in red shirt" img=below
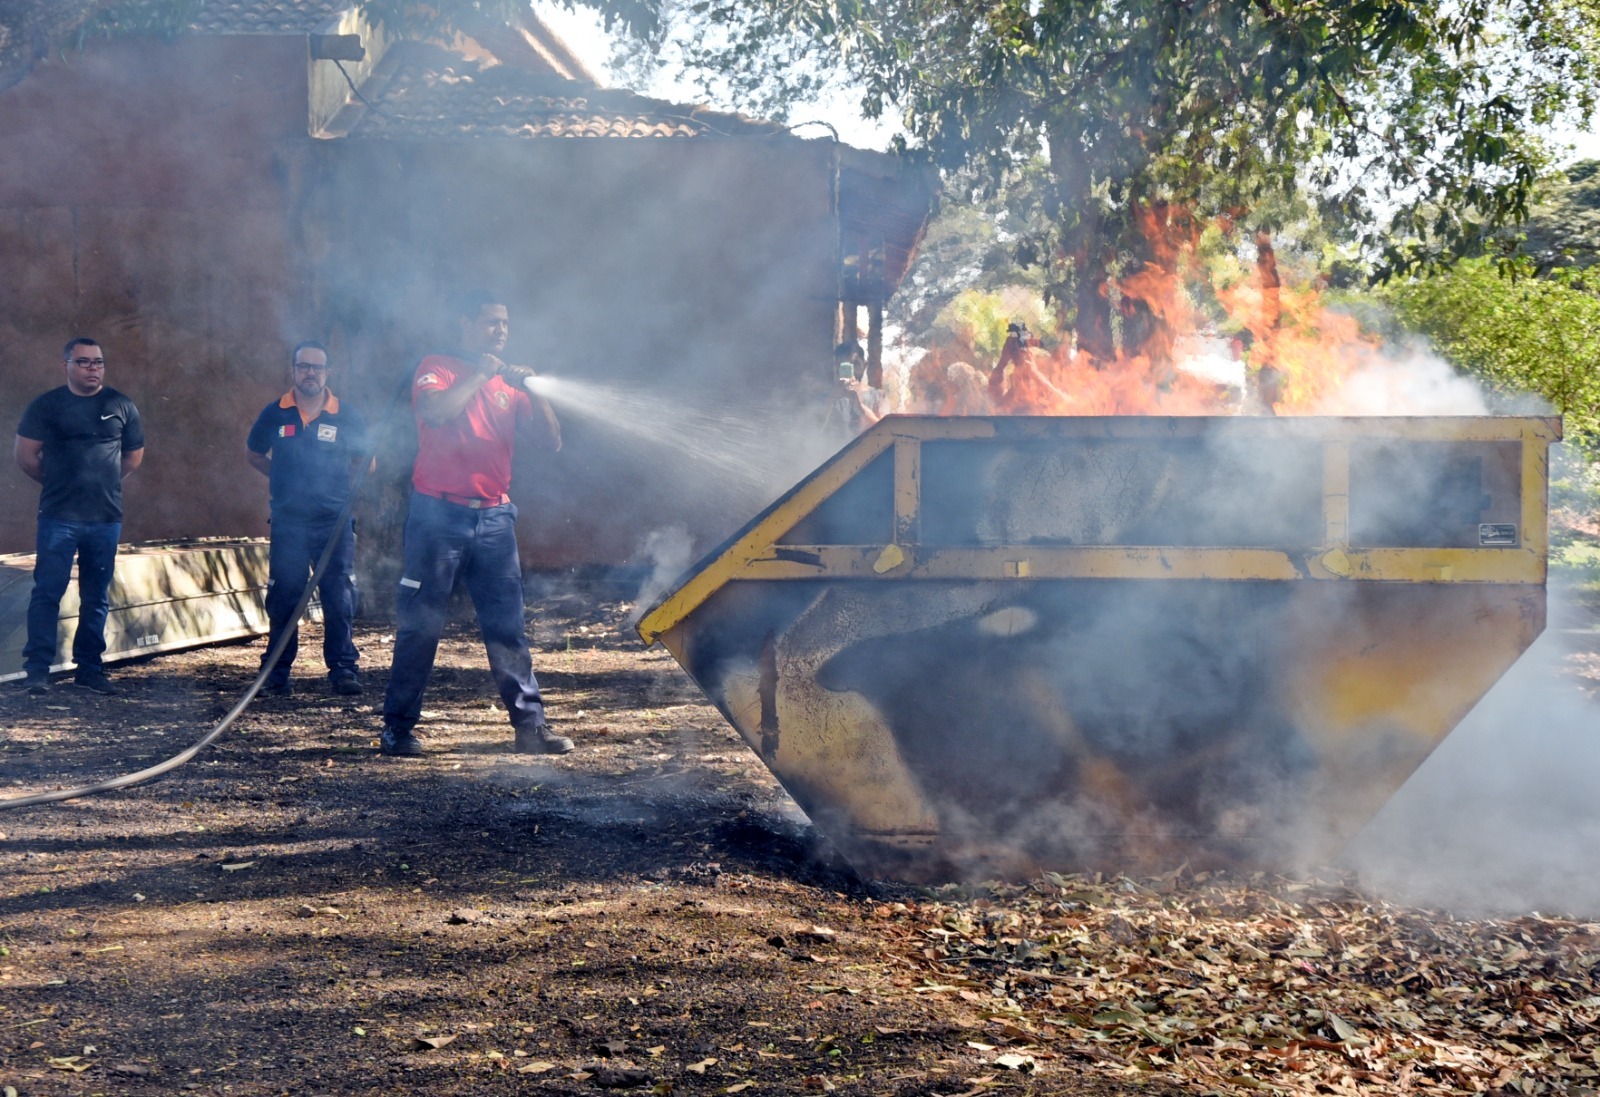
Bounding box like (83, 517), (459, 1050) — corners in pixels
(379, 291), (569, 757)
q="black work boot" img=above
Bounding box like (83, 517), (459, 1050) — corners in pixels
(513, 723), (574, 755)
(74, 669), (119, 695)
(379, 725), (424, 757)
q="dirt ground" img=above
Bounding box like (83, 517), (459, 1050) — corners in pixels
(2, 589), (1598, 1097)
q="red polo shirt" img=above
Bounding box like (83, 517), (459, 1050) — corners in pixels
(410, 354), (532, 499)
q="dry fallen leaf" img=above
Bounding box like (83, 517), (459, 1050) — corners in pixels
(881, 871), (1600, 1094)
(516, 1060), (556, 1074)
(411, 1035), (457, 1051)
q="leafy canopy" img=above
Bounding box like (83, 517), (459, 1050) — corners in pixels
(1379, 257), (1600, 455)
(624, 0), (1600, 322)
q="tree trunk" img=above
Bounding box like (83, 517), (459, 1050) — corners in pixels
(1251, 229), (1285, 413)
(1048, 124), (1115, 362)
(1118, 199), (1182, 383)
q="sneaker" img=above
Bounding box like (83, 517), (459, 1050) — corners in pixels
(74, 670), (119, 696)
(379, 726), (424, 757)
(331, 672), (363, 696)
(23, 671), (50, 696)
(513, 723), (574, 755)
(261, 679), (293, 697)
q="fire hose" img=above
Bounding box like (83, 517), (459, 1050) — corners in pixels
(0, 360), (550, 811)
(0, 454), (374, 810)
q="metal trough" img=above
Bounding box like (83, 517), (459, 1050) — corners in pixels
(638, 415), (1561, 881)
(0, 538), (272, 683)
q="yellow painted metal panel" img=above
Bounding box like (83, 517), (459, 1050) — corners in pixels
(636, 415), (1559, 880)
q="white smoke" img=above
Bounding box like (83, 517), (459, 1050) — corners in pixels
(1309, 343), (1495, 416)
(1341, 594), (1600, 918)
(627, 523), (695, 626)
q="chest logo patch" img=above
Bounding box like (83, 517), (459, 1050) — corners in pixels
(317, 424), (338, 443)
(492, 390), (511, 410)
(279, 424), (296, 438)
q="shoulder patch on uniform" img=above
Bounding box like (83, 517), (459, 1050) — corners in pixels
(416, 372), (441, 388)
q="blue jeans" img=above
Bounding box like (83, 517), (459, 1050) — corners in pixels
(263, 515), (359, 685)
(381, 492), (545, 733)
(25, 517), (121, 677)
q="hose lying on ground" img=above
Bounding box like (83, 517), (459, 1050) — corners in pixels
(0, 450), (376, 811)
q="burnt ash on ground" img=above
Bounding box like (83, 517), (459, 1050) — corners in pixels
(0, 594), (1596, 1096)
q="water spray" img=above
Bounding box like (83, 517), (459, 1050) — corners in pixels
(514, 370), (823, 500)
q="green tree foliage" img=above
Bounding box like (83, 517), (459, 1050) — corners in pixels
(887, 163), (1054, 336)
(624, 0), (1600, 358)
(934, 285), (1060, 362)
(1515, 158), (1600, 277)
(1379, 258), (1600, 455)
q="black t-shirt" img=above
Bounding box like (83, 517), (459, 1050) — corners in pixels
(16, 385), (145, 523)
(246, 393), (369, 523)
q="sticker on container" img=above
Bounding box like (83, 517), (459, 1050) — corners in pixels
(1478, 523), (1518, 546)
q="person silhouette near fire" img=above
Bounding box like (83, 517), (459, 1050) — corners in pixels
(987, 321), (1050, 413)
(821, 340), (884, 439)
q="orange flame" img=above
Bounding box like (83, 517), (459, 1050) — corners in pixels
(904, 208), (1384, 418)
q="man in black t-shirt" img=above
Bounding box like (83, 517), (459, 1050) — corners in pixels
(14, 338), (145, 696)
(246, 340), (370, 697)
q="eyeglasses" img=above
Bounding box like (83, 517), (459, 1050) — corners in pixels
(293, 363), (329, 373)
(70, 357), (106, 368)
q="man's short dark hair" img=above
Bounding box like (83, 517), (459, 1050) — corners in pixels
(456, 288), (505, 320)
(291, 339), (328, 365)
(63, 337), (101, 359)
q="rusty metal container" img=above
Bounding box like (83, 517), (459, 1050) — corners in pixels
(0, 538), (272, 683)
(638, 415), (1561, 881)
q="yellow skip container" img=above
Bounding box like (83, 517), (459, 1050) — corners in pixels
(639, 415), (1560, 881)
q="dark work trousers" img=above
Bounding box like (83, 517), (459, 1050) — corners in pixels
(381, 492), (545, 734)
(263, 515), (360, 686)
(24, 517), (121, 676)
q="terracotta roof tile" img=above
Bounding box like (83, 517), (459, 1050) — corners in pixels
(347, 43), (784, 140)
(189, 0), (351, 34)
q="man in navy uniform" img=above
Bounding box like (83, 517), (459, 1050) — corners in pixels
(246, 340), (369, 696)
(14, 337), (145, 695)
